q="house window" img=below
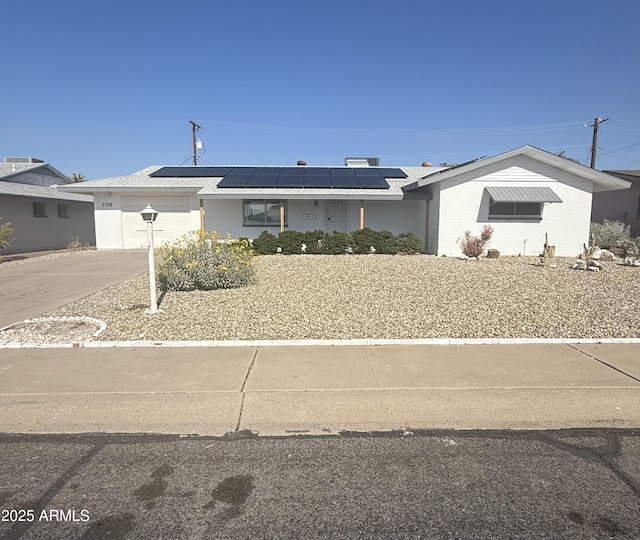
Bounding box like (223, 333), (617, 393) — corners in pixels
(243, 200), (287, 226)
(33, 202), (47, 218)
(636, 196), (640, 219)
(489, 198), (542, 219)
(58, 204), (69, 218)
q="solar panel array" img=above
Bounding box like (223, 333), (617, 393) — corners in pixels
(150, 166), (407, 189)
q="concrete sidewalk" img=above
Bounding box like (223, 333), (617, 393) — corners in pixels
(1, 343), (638, 436)
(0, 250), (148, 328)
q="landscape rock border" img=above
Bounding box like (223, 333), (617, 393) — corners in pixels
(0, 316), (107, 346)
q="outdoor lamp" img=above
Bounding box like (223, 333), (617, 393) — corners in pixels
(140, 203), (160, 314)
(140, 203), (159, 222)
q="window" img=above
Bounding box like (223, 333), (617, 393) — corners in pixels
(58, 204), (69, 218)
(636, 196), (640, 219)
(243, 200), (287, 226)
(33, 202), (47, 218)
(489, 198), (542, 219)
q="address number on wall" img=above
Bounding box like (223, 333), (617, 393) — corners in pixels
(101, 202), (113, 208)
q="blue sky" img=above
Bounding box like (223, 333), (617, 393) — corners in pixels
(2, 0), (639, 179)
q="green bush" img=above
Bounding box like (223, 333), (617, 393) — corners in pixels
(350, 227), (399, 254)
(251, 230), (278, 255)
(157, 232), (255, 291)
(590, 220), (631, 249)
(0, 216), (14, 251)
(398, 232), (423, 254)
(323, 231), (351, 254)
(301, 230), (326, 254)
(277, 230), (305, 254)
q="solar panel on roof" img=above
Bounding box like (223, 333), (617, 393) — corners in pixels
(229, 167), (257, 175)
(216, 176), (250, 188)
(331, 176), (361, 188)
(201, 167), (233, 177)
(276, 176), (305, 187)
(304, 176), (332, 188)
(172, 167), (208, 177)
(253, 167), (282, 175)
(354, 169), (382, 177)
(247, 175), (279, 187)
(360, 177), (390, 188)
(377, 168), (407, 178)
(278, 167), (305, 175)
(330, 168), (357, 176)
(305, 168), (331, 176)
(150, 167), (186, 177)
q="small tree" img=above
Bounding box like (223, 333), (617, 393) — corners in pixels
(69, 173), (86, 183)
(460, 225), (493, 258)
(0, 217), (15, 252)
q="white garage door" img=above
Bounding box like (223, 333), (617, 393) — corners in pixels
(121, 196), (193, 249)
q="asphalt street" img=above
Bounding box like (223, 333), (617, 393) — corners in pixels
(1, 429), (639, 540)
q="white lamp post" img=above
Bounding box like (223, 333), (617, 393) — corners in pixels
(140, 203), (160, 314)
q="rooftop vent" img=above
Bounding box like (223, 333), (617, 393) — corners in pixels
(422, 162), (432, 167)
(297, 160), (307, 166)
(4, 157), (45, 164)
(345, 157), (379, 167)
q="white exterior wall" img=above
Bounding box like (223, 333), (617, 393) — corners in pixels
(94, 192), (123, 249)
(204, 199), (425, 239)
(94, 192), (200, 249)
(427, 184), (441, 254)
(435, 156), (593, 257)
(0, 196), (95, 254)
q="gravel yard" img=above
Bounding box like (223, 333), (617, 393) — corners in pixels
(24, 254), (640, 342)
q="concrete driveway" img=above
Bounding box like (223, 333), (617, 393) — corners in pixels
(0, 250), (148, 328)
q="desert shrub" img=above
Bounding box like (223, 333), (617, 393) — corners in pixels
(323, 231), (351, 254)
(590, 220), (631, 249)
(301, 230), (326, 254)
(398, 232), (422, 254)
(460, 225), (494, 258)
(157, 232), (255, 291)
(277, 230), (305, 254)
(251, 230), (278, 255)
(0, 217), (14, 251)
(350, 227), (398, 254)
(67, 236), (92, 250)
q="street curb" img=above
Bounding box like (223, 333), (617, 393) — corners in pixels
(1, 337), (640, 349)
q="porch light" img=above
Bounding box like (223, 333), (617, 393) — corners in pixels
(140, 203), (160, 314)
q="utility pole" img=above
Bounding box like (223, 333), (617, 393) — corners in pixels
(589, 116), (608, 169)
(189, 120), (201, 165)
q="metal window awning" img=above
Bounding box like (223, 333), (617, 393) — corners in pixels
(485, 186), (562, 203)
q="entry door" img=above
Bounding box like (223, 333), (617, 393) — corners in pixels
(325, 200), (348, 233)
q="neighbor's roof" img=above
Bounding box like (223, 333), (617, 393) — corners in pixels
(403, 145), (632, 193)
(0, 181), (93, 202)
(602, 170), (640, 183)
(0, 162), (71, 184)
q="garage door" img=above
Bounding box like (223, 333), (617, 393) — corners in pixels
(121, 196), (193, 249)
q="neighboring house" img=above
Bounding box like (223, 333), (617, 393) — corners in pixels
(591, 170), (640, 237)
(59, 145), (630, 257)
(0, 157), (95, 254)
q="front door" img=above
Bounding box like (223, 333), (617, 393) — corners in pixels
(325, 200), (348, 233)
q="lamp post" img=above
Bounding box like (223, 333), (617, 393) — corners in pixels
(140, 203), (159, 314)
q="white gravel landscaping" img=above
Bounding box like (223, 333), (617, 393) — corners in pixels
(18, 254), (640, 343)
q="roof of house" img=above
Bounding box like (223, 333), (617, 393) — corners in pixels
(0, 162), (71, 184)
(59, 165), (446, 200)
(58, 145), (631, 201)
(602, 170), (640, 183)
(403, 145), (632, 193)
(0, 162), (93, 203)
